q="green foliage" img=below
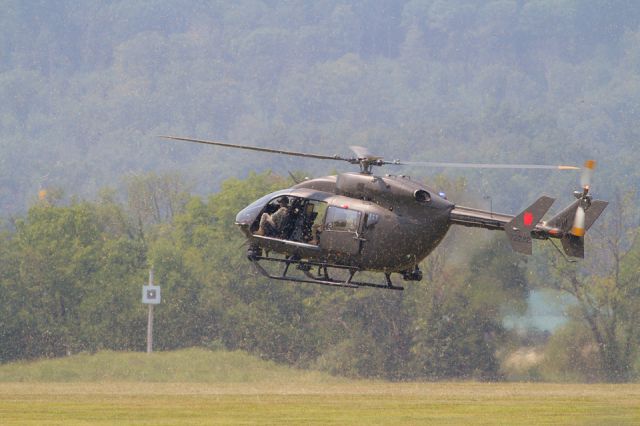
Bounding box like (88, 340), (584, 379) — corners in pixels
(540, 322), (601, 382)
(0, 196), (147, 361)
(0, 172), (536, 381)
(1, 169), (638, 382)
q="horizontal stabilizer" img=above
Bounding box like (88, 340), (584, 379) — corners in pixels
(558, 200), (608, 258)
(505, 196), (555, 255)
(547, 199), (608, 234)
(546, 200), (579, 232)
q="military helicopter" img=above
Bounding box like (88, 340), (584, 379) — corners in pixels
(162, 136), (607, 290)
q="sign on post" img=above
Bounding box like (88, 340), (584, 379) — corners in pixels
(142, 285), (161, 304)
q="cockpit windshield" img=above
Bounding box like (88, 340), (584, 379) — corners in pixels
(235, 189), (290, 225)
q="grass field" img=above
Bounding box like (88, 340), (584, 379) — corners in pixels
(0, 350), (638, 425)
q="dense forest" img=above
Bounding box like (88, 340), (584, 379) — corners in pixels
(1, 1), (639, 381)
(1, 0), (640, 211)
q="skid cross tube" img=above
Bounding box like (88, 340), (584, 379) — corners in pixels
(249, 255), (404, 290)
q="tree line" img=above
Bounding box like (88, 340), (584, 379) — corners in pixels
(0, 172), (637, 382)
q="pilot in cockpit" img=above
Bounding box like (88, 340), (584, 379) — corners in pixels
(256, 196), (290, 237)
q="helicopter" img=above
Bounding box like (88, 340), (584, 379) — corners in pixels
(162, 136), (608, 290)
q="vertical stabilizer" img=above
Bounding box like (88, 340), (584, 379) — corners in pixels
(561, 234), (584, 258)
(504, 196), (555, 255)
(548, 199), (608, 259)
(584, 200), (608, 231)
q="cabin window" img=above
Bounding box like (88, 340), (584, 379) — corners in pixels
(325, 206), (361, 232)
(308, 201), (327, 229)
(294, 200), (327, 244)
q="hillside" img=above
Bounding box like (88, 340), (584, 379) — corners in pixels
(1, 1), (639, 213)
(0, 348), (341, 383)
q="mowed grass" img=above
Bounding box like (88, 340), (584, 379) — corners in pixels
(0, 349), (638, 425)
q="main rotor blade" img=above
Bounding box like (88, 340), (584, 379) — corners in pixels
(160, 135), (353, 162)
(401, 161), (580, 170)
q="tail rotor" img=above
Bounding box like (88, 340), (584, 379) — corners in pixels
(570, 160), (596, 237)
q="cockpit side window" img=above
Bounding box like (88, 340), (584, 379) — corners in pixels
(324, 206), (361, 232)
(236, 189), (290, 226)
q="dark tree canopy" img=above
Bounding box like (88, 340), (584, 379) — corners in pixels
(0, 0), (639, 214)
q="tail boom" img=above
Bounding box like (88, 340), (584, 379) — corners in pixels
(450, 197), (608, 258)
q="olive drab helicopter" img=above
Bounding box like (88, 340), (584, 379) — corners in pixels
(161, 136), (607, 290)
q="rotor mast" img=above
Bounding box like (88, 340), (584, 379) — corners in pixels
(356, 158), (380, 174)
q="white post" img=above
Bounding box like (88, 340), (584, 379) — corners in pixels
(147, 268), (154, 354)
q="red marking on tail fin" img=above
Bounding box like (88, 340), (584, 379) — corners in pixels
(523, 211), (534, 227)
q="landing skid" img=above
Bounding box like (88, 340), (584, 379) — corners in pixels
(249, 254), (404, 290)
